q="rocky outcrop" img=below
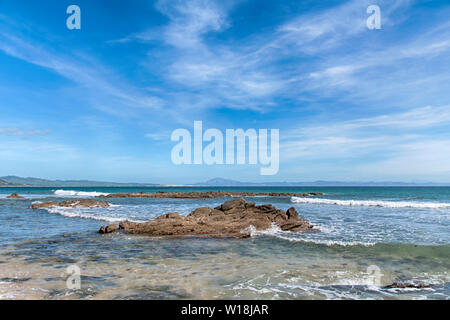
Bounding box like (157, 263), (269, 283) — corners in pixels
(384, 282), (434, 289)
(31, 199), (110, 209)
(99, 191), (323, 199)
(105, 198), (318, 238)
(7, 193), (24, 199)
(30, 201), (58, 209)
(58, 199), (110, 208)
(99, 224), (118, 234)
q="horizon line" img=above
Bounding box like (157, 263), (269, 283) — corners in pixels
(1, 175), (450, 187)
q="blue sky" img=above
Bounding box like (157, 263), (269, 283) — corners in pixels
(0, 0), (449, 184)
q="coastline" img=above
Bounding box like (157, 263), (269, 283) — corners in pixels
(0, 186), (449, 300)
(99, 191), (324, 199)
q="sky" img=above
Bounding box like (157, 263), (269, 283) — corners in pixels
(0, 0), (449, 184)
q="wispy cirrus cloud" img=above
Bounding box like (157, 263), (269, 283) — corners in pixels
(115, 0), (446, 114)
(145, 133), (168, 141)
(303, 23), (450, 97)
(152, 0), (285, 110)
(0, 127), (48, 136)
(279, 104), (450, 181)
(281, 105), (450, 163)
(351, 139), (450, 181)
(0, 32), (165, 117)
(156, 0), (231, 48)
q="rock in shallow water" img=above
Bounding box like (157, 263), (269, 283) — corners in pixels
(384, 282), (434, 289)
(99, 198), (319, 239)
(7, 193), (24, 199)
(99, 191), (323, 199)
(99, 224), (118, 234)
(31, 199), (111, 209)
(30, 201), (58, 209)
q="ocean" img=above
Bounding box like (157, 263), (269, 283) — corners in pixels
(0, 186), (449, 299)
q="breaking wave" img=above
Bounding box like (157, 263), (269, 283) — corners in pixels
(46, 207), (122, 223)
(43, 206), (145, 223)
(243, 224), (377, 247)
(54, 190), (110, 197)
(291, 197), (450, 209)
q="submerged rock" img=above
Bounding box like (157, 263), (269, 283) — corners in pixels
(31, 199), (110, 209)
(99, 191), (323, 199)
(7, 193), (24, 199)
(109, 198), (318, 239)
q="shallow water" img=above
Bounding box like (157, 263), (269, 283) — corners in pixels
(0, 186), (449, 299)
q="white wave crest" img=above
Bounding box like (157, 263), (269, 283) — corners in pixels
(242, 224), (375, 247)
(41, 205), (145, 223)
(54, 190), (110, 197)
(241, 223), (282, 237)
(44, 207), (145, 223)
(291, 197), (450, 209)
(46, 207), (122, 222)
(274, 235), (376, 247)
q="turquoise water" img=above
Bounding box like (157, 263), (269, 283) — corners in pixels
(0, 186), (449, 299)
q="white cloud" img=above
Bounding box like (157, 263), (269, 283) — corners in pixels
(279, 104), (450, 181)
(145, 133), (168, 141)
(275, 0), (369, 53)
(0, 127), (48, 136)
(107, 0), (437, 115)
(282, 105), (450, 162)
(153, 0), (434, 113)
(156, 0), (230, 48)
(0, 139), (80, 161)
(352, 139), (450, 181)
(0, 33), (164, 116)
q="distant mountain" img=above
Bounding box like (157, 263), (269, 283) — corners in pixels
(0, 178), (17, 186)
(1, 176), (448, 188)
(0, 176), (159, 187)
(194, 178), (261, 186)
(195, 178), (450, 187)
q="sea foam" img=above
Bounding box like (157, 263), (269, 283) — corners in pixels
(243, 223), (376, 247)
(291, 197), (450, 209)
(44, 206), (145, 223)
(54, 190), (110, 197)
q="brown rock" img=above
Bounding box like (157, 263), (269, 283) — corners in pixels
(273, 211), (288, 224)
(384, 282), (433, 289)
(255, 204), (278, 215)
(220, 198), (246, 211)
(31, 199), (110, 209)
(99, 224), (118, 234)
(7, 193), (24, 199)
(286, 207), (299, 219)
(59, 199), (110, 208)
(30, 201), (58, 209)
(155, 212), (183, 220)
(106, 224), (118, 233)
(188, 207), (213, 218)
(118, 198), (318, 239)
